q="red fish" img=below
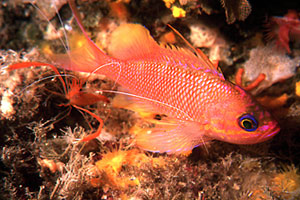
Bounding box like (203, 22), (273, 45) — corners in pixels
(47, 0), (280, 153)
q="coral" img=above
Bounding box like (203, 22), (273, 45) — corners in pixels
(171, 5), (186, 18)
(0, 49), (41, 120)
(161, 0), (251, 23)
(189, 22), (230, 64)
(90, 149), (154, 190)
(163, 0), (175, 8)
(256, 94), (288, 110)
(296, 81), (300, 97)
(242, 45), (300, 94)
(265, 10), (300, 53)
(235, 68), (266, 91)
(162, 0), (188, 18)
(43, 23), (66, 41)
(248, 165), (300, 200)
(19, 0), (68, 20)
(0, 91), (15, 120)
(220, 0), (251, 24)
(38, 158), (64, 173)
(270, 165), (300, 199)
(54, 133), (95, 199)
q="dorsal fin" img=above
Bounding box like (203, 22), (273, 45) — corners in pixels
(108, 23), (201, 61)
(106, 22), (224, 78)
(167, 24), (199, 57)
(167, 24), (223, 76)
(108, 23), (159, 60)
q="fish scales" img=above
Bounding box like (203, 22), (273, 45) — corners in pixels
(50, 1), (280, 153)
(113, 62), (221, 120)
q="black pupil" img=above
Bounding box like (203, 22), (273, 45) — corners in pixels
(243, 120), (253, 129)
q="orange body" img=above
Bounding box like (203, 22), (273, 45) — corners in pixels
(41, 1), (280, 153)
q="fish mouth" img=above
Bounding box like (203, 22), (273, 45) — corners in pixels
(257, 124), (280, 143)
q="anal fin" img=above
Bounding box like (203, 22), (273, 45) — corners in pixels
(132, 119), (211, 154)
(110, 90), (211, 154)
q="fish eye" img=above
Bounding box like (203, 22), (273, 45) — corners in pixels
(238, 114), (258, 132)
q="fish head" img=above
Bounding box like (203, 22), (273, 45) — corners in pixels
(206, 84), (280, 144)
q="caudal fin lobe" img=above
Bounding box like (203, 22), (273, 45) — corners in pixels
(47, 0), (118, 75)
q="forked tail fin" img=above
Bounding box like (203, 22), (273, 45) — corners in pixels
(48, 0), (118, 74)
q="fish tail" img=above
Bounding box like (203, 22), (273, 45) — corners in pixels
(47, 0), (120, 75)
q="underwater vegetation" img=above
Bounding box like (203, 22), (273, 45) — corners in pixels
(0, 0), (300, 199)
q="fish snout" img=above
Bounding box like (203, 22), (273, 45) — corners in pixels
(257, 121), (280, 143)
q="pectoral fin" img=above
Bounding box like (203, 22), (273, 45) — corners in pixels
(111, 91), (163, 120)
